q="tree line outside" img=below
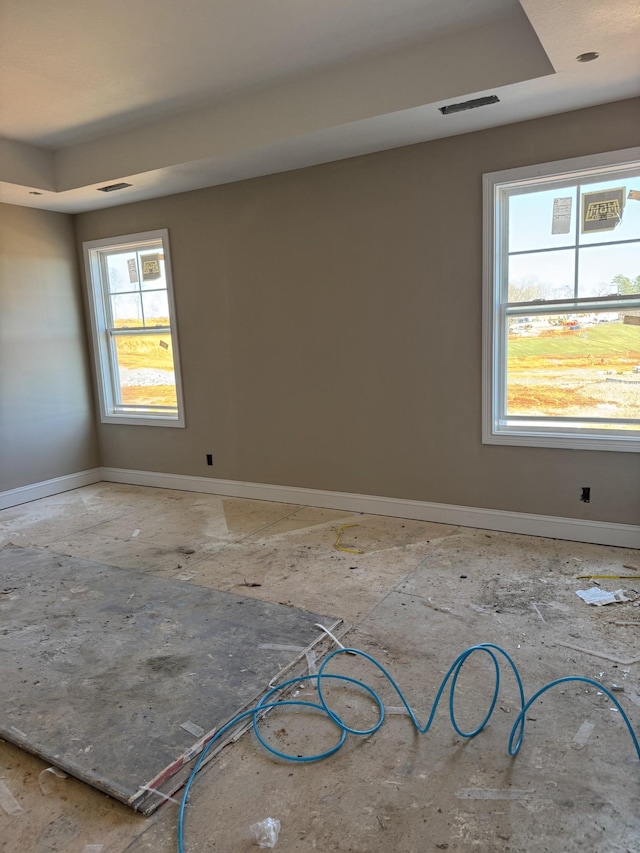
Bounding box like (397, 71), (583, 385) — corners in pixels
(509, 273), (640, 303)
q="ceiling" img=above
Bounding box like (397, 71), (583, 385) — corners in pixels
(1, 0), (638, 213)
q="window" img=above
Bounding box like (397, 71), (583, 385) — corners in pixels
(483, 148), (640, 452)
(83, 230), (185, 426)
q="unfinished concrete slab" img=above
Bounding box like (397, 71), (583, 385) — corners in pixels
(0, 545), (340, 814)
(0, 485), (638, 852)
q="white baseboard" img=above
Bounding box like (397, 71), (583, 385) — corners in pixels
(2, 466), (637, 548)
(0, 468), (103, 511)
(100, 467), (640, 550)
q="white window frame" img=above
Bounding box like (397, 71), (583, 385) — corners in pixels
(83, 229), (185, 427)
(483, 147), (640, 453)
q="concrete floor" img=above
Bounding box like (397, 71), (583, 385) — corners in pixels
(0, 483), (639, 852)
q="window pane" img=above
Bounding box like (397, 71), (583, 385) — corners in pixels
(508, 187), (577, 253)
(506, 313), (640, 423)
(113, 332), (177, 410)
(578, 242), (640, 298)
(111, 292), (143, 326)
(508, 249), (575, 302)
(106, 251), (139, 293)
(579, 177), (640, 245)
(142, 290), (170, 326)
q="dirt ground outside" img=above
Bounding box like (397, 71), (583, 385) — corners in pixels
(507, 323), (640, 421)
(507, 357), (640, 420)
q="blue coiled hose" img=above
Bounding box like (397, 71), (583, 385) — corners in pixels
(177, 642), (640, 852)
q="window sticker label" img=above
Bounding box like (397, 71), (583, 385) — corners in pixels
(141, 254), (161, 280)
(581, 187), (625, 233)
(127, 258), (138, 283)
(551, 196), (572, 234)
(628, 189), (640, 202)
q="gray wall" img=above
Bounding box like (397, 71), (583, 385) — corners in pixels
(74, 98), (640, 525)
(0, 205), (98, 491)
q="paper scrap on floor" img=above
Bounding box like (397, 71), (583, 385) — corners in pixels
(576, 587), (630, 606)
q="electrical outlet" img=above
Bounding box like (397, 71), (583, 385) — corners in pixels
(206, 454), (213, 466)
(580, 487), (590, 503)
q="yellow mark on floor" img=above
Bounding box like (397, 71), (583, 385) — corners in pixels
(334, 524), (364, 555)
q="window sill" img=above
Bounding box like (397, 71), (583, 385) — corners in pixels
(100, 412), (185, 428)
(483, 425), (639, 452)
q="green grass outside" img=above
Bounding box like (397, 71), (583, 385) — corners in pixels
(508, 323), (640, 358)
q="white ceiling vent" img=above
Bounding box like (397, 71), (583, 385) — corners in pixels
(439, 95), (500, 115)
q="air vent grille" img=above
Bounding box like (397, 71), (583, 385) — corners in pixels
(439, 95), (500, 115)
(97, 182), (132, 193)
